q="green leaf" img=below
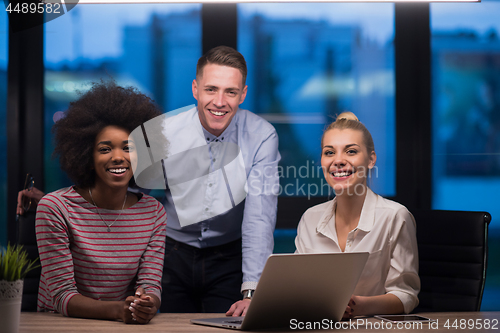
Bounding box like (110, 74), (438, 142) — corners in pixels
(0, 243), (40, 281)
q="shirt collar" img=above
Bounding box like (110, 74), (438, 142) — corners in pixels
(316, 187), (377, 235)
(199, 109), (239, 144)
(316, 199), (336, 238)
(355, 187), (377, 232)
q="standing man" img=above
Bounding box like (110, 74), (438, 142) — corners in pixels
(159, 46), (280, 315)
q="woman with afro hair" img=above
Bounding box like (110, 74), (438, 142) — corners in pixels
(28, 81), (167, 324)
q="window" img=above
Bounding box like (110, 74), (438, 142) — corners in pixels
(431, 0), (500, 216)
(0, 9), (8, 246)
(431, 0), (500, 310)
(238, 3), (395, 198)
(44, 4), (201, 192)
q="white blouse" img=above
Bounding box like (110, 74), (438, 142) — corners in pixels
(295, 188), (420, 314)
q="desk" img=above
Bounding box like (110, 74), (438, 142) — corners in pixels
(19, 312), (500, 332)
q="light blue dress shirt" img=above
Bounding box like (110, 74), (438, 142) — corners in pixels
(162, 107), (280, 291)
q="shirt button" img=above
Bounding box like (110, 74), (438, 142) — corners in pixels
(203, 228), (208, 232)
(206, 138), (209, 141)
(221, 137), (224, 140)
(209, 183), (213, 187)
(205, 208), (209, 211)
(213, 158), (216, 162)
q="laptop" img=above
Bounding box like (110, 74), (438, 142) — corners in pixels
(191, 252), (369, 330)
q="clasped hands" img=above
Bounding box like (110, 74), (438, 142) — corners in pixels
(122, 288), (158, 324)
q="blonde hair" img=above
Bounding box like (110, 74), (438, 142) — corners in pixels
(321, 111), (375, 154)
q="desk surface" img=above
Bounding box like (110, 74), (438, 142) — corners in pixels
(19, 312), (500, 333)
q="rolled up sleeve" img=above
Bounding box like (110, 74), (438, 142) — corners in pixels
(386, 209), (421, 313)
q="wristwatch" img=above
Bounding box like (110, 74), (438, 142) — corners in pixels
(242, 289), (255, 300)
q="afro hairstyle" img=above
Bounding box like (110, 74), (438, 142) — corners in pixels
(52, 80), (163, 188)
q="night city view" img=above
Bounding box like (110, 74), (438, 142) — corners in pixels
(1, 1), (500, 311)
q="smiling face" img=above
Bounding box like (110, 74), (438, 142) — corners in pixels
(192, 63), (248, 137)
(92, 125), (135, 191)
(321, 128), (376, 196)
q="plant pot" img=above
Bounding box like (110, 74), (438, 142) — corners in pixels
(0, 280), (24, 333)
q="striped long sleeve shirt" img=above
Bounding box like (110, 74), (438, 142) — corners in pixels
(35, 187), (167, 316)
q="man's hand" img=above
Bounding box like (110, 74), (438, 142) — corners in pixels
(17, 187), (45, 216)
(127, 287), (159, 324)
(225, 299), (251, 317)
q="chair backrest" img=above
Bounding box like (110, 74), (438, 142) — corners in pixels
(17, 211), (41, 311)
(413, 210), (491, 312)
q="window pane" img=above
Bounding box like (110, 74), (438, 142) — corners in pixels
(0, 10), (7, 246)
(44, 4), (201, 192)
(238, 3), (395, 197)
(431, 2), (500, 222)
(431, 0), (500, 311)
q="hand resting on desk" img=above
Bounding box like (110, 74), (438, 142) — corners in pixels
(67, 287), (160, 324)
(128, 288), (160, 324)
(343, 294), (404, 319)
(226, 299), (251, 317)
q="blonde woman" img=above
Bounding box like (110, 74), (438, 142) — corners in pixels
(295, 112), (420, 318)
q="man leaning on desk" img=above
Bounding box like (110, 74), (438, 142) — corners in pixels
(17, 46), (281, 318)
(157, 46), (280, 316)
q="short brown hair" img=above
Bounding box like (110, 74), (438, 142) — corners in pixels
(196, 46), (247, 84)
(322, 111), (375, 154)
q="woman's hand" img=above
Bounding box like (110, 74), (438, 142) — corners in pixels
(127, 287), (160, 324)
(225, 299), (251, 317)
(343, 296), (359, 319)
(121, 296), (136, 324)
(17, 187), (45, 216)
(342, 294), (404, 319)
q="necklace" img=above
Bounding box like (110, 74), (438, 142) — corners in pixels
(88, 188), (127, 232)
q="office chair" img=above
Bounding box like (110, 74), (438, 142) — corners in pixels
(413, 210), (491, 312)
(17, 211), (41, 311)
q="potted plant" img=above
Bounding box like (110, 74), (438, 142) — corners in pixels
(0, 243), (39, 333)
